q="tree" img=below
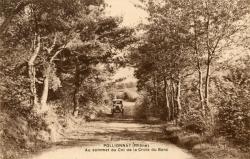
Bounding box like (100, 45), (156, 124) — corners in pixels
(217, 56), (250, 146)
(131, 0), (194, 121)
(133, 0), (249, 122)
(0, 0), (109, 112)
(186, 0), (249, 116)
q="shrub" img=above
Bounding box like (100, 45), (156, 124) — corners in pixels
(180, 133), (202, 149)
(0, 102), (64, 159)
(217, 98), (250, 147)
(217, 61), (250, 147)
(180, 108), (213, 135)
(134, 92), (151, 120)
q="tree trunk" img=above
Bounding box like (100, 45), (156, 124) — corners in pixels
(163, 77), (170, 121)
(155, 74), (159, 110)
(205, 58), (211, 112)
(170, 79), (175, 120)
(28, 34), (40, 107)
(193, 12), (205, 115)
(72, 61), (81, 117)
(73, 87), (80, 117)
(205, 57), (214, 125)
(176, 79), (181, 118)
(205, 2), (211, 114)
(197, 61), (205, 114)
(28, 65), (38, 105)
(153, 72), (159, 115)
(40, 35), (59, 111)
(40, 67), (50, 110)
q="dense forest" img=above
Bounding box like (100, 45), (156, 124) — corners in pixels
(131, 1), (250, 156)
(0, 0), (249, 159)
(131, 0), (250, 144)
(0, 0), (135, 158)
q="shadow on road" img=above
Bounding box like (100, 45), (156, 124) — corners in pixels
(54, 118), (165, 148)
(27, 118), (195, 159)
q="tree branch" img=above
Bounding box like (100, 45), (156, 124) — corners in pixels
(28, 34), (41, 66)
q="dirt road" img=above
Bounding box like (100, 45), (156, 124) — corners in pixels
(25, 102), (195, 159)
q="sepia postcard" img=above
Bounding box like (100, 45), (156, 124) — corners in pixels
(0, 0), (249, 159)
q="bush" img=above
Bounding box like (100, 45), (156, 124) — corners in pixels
(134, 93), (151, 120)
(180, 108), (213, 135)
(217, 98), (250, 147)
(180, 133), (202, 149)
(217, 61), (250, 147)
(0, 102), (64, 159)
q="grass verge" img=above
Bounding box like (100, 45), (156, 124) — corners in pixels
(162, 124), (250, 159)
